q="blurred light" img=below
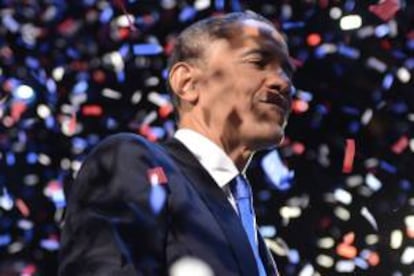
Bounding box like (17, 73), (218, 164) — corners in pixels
(340, 15), (362, 31)
(401, 247), (414, 265)
(194, 0), (210, 10)
(366, 57), (387, 72)
(179, 6), (196, 22)
(116, 14), (134, 28)
(0, 187), (14, 211)
(102, 88), (122, 99)
(37, 104), (51, 119)
(335, 260), (355, 273)
(298, 263), (314, 276)
(374, 24), (390, 37)
(346, 175), (363, 187)
(366, 173), (382, 191)
(38, 153), (51, 166)
(334, 188), (352, 205)
(316, 254), (334, 268)
(131, 90), (143, 104)
(315, 43), (337, 58)
(0, 234), (12, 246)
(280, 206), (301, 219)
(317, 237), (335, 249)
(361, 109), (373, 125)
(365, 234), (379, 245)
(390, 230), (403, 249)
(329, 7), (342, 20)
(361, 207), (378, 230)
(40, 238), (59, 251)
(338, 44), (360, 59)
(13, 85), (35, 101)
(396, 67), (411, 83)
(170, 257), (214, 276)
(307, 33), (321, 46)
(52, 66), (65, 81)
(161, 0), (177, 9)
(334, 206), (350, 221)
(410, 138), (414, 152)
(288, 249), (300, 264)
(133, 44), (163, 56)
(382, 73), (394, 90)
(354, 257), (369, 270)
(281, 4), (292, 20)
(103, 51), (124, 71)
(259, 225), (277, 238)
(405, 215), (414, 229)
(261, 150), (294, 191)
(60, 158), (71, 170)
(357, 26), (375, 38)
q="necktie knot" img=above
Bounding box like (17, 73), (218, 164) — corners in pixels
(230, 175), (252, 200)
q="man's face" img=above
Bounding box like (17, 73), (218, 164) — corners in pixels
(195, 19), (293, 151)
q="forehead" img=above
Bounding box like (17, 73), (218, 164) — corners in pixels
(209, 18), (289, 56)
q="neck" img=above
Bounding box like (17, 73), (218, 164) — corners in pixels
(178, 116), (253, 172)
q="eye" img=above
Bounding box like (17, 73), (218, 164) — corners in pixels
(250, 58), (267, 69)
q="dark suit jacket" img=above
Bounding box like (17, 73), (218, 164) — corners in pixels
(59, 133), (278, 275)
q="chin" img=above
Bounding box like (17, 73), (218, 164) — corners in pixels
(249, 130), (285, 151)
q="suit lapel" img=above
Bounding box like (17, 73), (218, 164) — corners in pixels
(257, 231), (279, 276)
(162, 139), (258, 276)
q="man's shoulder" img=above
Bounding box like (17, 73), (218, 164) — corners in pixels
(89, 132), (164, 156)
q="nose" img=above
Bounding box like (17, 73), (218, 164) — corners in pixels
(267, 68), (293, 99)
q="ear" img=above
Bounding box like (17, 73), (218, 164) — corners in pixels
(169, 62), (199, 104)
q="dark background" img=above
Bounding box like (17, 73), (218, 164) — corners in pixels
(0, 0), (413, 275)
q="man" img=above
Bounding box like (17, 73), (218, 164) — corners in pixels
(59, 11), (293, 276)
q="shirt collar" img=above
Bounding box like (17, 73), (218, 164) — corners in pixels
(174, 128), (239, 188)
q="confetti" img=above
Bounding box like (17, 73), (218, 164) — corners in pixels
(342, 139), (355, 173)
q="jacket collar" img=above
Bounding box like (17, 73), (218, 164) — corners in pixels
(162, 138), (260, 276)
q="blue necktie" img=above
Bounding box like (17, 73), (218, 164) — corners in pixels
(231, 175), (267, 276)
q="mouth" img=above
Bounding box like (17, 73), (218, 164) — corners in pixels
(259, 92), (291, 115)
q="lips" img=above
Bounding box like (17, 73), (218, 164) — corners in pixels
(260, 91), (291, 114)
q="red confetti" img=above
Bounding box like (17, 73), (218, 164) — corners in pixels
(147, 167), (168, 185)
(391, 135), (409, 154)
(67, 112), (77, 135)
(21, 264), (37, 275)
(343, 231), (355, 244)
(158, 104), (173, 118)
(82, 105), (103, 116)
(292, 142), (305, 155)
(406, 227), (414, 238)
(11, 100), (28, 121)
(336, 232), (357, 259)
(139, 124), (157, 142)
(291, 99), (309, 114)
(336, 243), (357, 259)
(307, 33), (322, 47)
(342, 139), (355, 173)
(16, 198), (30, 217)
(367, 251), (380, 266)
(369, 0), (401, 21)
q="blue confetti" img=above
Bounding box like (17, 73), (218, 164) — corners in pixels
(99, 6), (113, 23)
(149, 184), (166, 214)
(0, 234), (12, 247)
(380, 160), (397, 174)
(26, 152), (38, 164)
(179, 6), (196, 22)
(133, 44), (163, 56)
(261, 150), (294, 191)
(215, 0), (225, 10)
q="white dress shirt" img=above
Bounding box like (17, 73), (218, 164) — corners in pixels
(174, 128), (239, 211)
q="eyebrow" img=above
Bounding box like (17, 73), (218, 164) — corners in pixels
(241, 48), (295, 76)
